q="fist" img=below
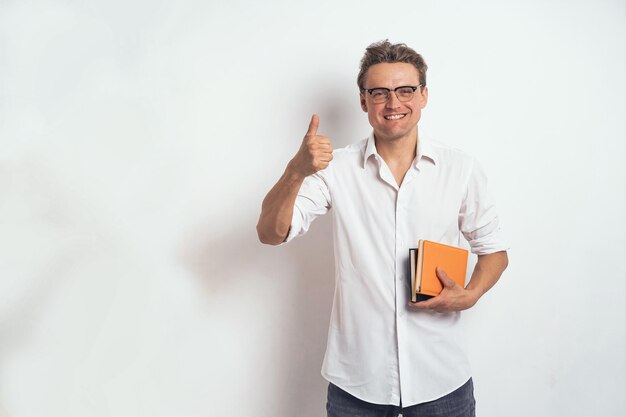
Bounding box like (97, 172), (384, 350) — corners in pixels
(289, 114), (334, 178)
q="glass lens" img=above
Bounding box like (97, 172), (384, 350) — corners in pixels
(396, 87), (415, 101)
(370, 89), (389, 103)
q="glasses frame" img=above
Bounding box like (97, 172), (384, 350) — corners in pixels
(361, 85), (423, 103)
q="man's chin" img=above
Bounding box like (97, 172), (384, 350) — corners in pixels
(374, 127), (416, 143)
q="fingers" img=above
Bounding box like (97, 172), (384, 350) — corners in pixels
(289, 113), (333, 177)
(309, 141), (333, 150)
(409, 297), (451, 313)
(306, 114), (319, 137)
(409, 269), (469, 312)
(409, 299), (436, 309)
(435, 267), (456, 288)
(303, 113), (333, 161)
(319, 152), (334, 163)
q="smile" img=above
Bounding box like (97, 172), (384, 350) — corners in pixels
(384, 114), (407, 120)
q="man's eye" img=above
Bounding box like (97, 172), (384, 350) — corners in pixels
(397, 88), (414, 95)
(372, 90), (387, 98)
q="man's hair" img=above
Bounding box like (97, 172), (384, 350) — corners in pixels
(357, 40), (428, 90)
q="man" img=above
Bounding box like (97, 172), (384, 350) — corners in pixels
(257, 40), (508, 417)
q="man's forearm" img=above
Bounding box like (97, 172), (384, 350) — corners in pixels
(256, 164), (305, 245)
(257, 114), (333, 245)
(465, 251), (509, 304)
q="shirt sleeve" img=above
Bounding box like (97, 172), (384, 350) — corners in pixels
(281, 169), (332, 244)
(458, 158), (509, 255)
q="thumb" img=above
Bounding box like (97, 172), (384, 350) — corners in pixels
(306, 114), (319, 136)
(436, 267), (456, 288)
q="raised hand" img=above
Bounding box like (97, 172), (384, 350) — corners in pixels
(288, 114), (334, 178)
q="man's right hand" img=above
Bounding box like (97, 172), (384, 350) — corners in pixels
(288, 114), (334, 178)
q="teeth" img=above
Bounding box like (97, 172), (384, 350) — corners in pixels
(384, 114), (405, 120)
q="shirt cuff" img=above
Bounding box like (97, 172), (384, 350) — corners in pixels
(467, 224), (509, 255)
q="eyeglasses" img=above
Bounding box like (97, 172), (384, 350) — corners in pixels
(361, 85), (422, 104)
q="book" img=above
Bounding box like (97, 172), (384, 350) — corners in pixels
(410, 240), (469, 302)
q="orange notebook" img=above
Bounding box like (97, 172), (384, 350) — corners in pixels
(410, 240), (469, 302)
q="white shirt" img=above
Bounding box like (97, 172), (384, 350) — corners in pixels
(284, 131), (508, 406)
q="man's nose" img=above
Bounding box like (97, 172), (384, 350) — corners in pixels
(386, 91), (401, 108)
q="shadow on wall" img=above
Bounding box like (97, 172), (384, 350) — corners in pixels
(180, 209), (335, 417)
(0, 159), (124, 417)
(304, 72), (369, 150)
(178, 78), (363, 416)
(0, 251), (79, 417)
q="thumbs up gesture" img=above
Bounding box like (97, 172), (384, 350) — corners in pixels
(288, 114), (334, 178)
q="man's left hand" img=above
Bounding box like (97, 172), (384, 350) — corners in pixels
(408, 267), (480, 313)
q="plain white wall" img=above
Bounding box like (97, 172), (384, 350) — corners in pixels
(1, 0), (624, 416)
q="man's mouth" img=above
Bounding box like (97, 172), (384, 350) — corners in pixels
(384, 113), (407, 120)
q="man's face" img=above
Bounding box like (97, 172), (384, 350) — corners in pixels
(360, 62), (428, 143)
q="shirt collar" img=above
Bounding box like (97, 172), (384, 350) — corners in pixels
(362, 131), (378, 168)
(362, 130), (438, 169)
(416, 135), (437, 167)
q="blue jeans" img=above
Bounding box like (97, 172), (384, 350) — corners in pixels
(326, 378), (475, 417)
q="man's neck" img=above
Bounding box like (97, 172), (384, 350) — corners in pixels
(374, 128), (418, 166)
(373, 127), (419, 187)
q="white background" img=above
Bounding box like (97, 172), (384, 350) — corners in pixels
(1, 1), (624, 416)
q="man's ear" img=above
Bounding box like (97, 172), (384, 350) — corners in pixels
(420, 86), (429, 109)
(360, 93), (367, 112)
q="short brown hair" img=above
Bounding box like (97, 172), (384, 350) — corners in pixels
(357, 40), (428, 90)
